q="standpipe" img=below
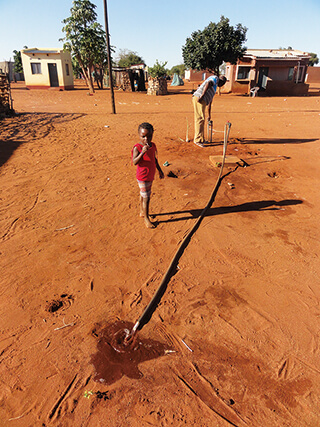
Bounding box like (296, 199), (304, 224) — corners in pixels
(127, 122), (232, 341)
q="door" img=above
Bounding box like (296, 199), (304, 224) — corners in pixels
(257, 67), (269, 89)
(48, 63), (59, 87)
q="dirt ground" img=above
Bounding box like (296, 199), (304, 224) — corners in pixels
(0, 80), (320, 426)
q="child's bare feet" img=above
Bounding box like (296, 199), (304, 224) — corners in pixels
(144, 217), (155, 229)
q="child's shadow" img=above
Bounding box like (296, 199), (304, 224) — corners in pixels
(152, 199), (302, 224)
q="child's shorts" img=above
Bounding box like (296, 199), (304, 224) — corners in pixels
(137, 180), (152, 198)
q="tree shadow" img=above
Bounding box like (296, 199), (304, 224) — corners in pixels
(15, 111), (85, 124)
(153, 199), (303, 224)
(0, 112), (85, 168)
(0, 140), (23, 168)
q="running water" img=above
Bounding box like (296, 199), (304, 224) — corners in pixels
(111, 326), (137, 352)
(91, 320), (171, 385)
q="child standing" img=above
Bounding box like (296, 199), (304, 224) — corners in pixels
(132, 122), (164, 228)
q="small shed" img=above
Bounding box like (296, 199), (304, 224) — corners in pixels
(21, 48), (74, 90)
(224, 49), (311, 96)
(113, 64), (146, 92)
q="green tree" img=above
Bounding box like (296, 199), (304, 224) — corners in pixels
(182, 16), (247, 75)
(117, 49), (144, 67)
(71, 56), (82, 78)
(169, 64), (185, 76)
(308, 52), (319, 66)
(148, 60), (168, 78)
(60, 0), (109, 93)
(13, 46), (28, 74)
(90, 24), (112, 89)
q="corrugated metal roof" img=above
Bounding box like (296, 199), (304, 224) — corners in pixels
(21, 48), (63, 54)
(245, 49), (310, 59)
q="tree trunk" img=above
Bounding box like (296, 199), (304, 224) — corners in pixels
(97, 66), (104, 89)
(87, 65), (95, 93)
(77, 55), (95, 93)
(99, 74), (103, 89)
(94, 66), (103, 90)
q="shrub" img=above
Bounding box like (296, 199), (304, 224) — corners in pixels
(148, 60), (168, 78)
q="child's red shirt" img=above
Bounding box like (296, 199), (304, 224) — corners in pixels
(132, 142), (157, 181)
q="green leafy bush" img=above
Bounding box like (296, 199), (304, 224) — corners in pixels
(148, 60), (168, 78)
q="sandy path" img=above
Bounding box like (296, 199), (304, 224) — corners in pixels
(0, 82), (319, 426)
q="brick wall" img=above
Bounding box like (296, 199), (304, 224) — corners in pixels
(147, 77), (168, 95)
(0, 74), (13, 114)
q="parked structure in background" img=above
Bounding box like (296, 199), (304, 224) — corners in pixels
(185, 49), (311, 96)
(113, 63), (146, 91)
(21, 48), (74, 90)
(0, 61), (24, 82)
(171, 73), (184, 86)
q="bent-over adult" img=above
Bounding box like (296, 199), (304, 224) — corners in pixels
(192, 75), (226, 147)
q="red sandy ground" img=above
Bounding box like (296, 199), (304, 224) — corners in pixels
(0, 80), (320, 426)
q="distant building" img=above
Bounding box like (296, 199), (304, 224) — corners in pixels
(225, 49), (310, 96)
(0, 61), (24, 82)
(21, 48), (74, 90)
(186, 49), (311, 96)
(185, 69), (215, 82)
(306, 66), (320, 84)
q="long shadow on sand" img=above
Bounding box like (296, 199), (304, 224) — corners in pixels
(0, 112), (85, 169)
(205, 138), (318, 147)
(135, 198), (303, 333)
(0, 140), (23, 168)
(153, 199), (303, 224)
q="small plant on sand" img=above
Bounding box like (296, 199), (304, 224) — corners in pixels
(84, 390), (94, 399)
(148, 60), (168, 78)
(147, 60), (169, 95)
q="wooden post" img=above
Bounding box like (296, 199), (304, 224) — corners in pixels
(103, 0), (116, 114)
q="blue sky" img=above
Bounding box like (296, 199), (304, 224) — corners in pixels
(0, 0), (319, 67)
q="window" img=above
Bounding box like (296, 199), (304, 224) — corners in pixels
(237, 66), (251, 80)
(66, 63), (70, 76)
(31, 63), (41, 74)
(297, 65), (305, 82)
(288, 67), (294, 81)
(288, 65), (305, 82)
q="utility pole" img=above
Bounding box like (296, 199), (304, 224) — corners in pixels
(103, 0), (116, 114)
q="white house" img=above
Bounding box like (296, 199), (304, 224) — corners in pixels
(21, 48), (74, 90)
